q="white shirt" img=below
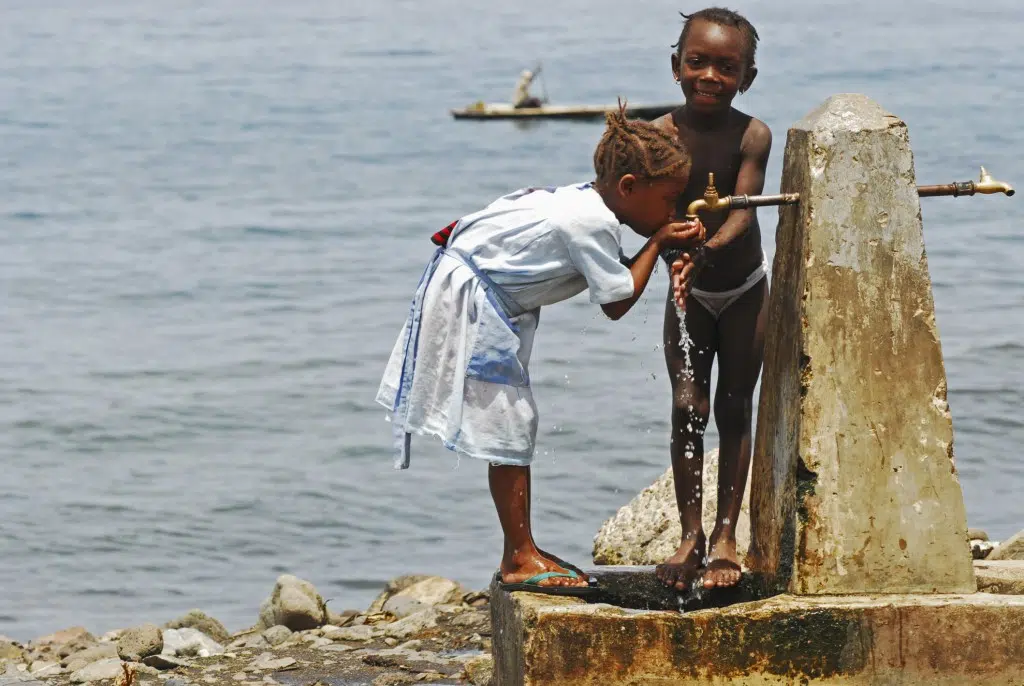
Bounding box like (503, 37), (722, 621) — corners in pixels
(448, 183), (635, 311)
(377, 183), (635, 468)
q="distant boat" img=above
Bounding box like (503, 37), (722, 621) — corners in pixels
(451, 102), (676, 121)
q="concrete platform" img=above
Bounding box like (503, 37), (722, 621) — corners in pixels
(491, 569), (1024, 685)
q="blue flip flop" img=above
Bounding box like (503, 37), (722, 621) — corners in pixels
(495, 569), (600, 597)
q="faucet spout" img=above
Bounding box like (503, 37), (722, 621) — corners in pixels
(974, 166), (1015, 196)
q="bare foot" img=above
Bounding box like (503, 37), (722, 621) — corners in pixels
(501, 552), (588, 588)
(703, 537), (742, 588)
(656, 533), (706, 591)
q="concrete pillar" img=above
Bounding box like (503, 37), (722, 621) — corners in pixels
(747, 94), (975, 595)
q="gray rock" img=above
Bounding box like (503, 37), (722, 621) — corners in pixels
(381, 596), (426, 619)
(165, 679), (193, 686)
(362, 648), (456, 671)
(227, 633), (270, 650)
(0, 663), (44, 686)
(133, 663), (161, 677)
(989, 530), (1024, 561)
(450, 611), (489, 633)
(592, 449), (751, 566)
(62, 643), (119, 670)
(248, 654), (296, 671)
(143, 654), (191, 670)
(256, 575), (326, 632)
(260, 626), (292, 647)
(164, 611), (231, 645)
(388, 577), (465, 607)
(27, 662), (59, 677)
(323, 625), (375, 642)
(381, 609), (441, 640)
(369, 577), (465, 618)
(162, 628), (224, 658)
(117, 624), (164, 661)
(316, 644), (352, 653)
(69, 657), (123, 684)
(967, 528), (990, 542)
(366, 576), (433, 615)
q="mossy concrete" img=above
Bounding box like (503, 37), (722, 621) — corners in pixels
(492, 584), (1024, 685)
(746, 94), (975, 595)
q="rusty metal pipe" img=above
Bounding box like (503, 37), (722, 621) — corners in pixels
(685, 167), (1014, 220)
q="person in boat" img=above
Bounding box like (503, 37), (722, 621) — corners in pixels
(512, 68), (544, 109)
(377, 107), (703, 595)
(651, 7), (773, 592)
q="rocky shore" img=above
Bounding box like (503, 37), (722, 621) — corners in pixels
(5, 455), (1021, 686)
(0, 575), (494, 686)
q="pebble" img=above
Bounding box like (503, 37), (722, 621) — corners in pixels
(250, 656), (296, 672)
(69, 658), (123, 684)
(27, 662), (59, 676)
(143, 654), (192, 671)
(162, 628), (224, 658)
(324, 625), (375, 642)
(260, 627), (292, 648)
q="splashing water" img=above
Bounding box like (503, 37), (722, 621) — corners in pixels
(675, 303), (695, 381)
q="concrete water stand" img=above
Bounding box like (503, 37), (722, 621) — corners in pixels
(489, 94), (1024, 685)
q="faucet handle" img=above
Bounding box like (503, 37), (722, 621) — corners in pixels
(703, 172), (719, 205)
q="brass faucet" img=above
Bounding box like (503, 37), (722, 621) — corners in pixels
(972, 166), (1015, 196)
(685, 173), (732, 219)
(685, 172), (800, 220)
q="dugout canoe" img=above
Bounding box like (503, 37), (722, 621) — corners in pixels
(451, 102), (675, 121)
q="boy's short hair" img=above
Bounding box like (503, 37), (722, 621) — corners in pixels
(675, 7), (759, 69)
(593, 103), (691, 184)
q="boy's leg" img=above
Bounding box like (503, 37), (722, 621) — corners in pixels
(656, 292), (717, 590)
(704, 277), (768, 588)
(489, 464), (587, 587)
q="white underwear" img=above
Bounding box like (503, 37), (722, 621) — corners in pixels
(689, 254), (769, 320)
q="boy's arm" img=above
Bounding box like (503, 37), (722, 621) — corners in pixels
(601, 221), (702, 321)
(703, 120), (772, 253)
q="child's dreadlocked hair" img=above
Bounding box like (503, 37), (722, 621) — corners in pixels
(593, 101), (690, 185)
(674, 7), (759, 70)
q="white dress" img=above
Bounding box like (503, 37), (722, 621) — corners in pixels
(376, 183), (635, 468)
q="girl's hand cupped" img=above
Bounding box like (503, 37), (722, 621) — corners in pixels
(655, 219), (704, 251)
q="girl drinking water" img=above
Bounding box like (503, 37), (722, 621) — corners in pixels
(377, 107), (703, 593)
